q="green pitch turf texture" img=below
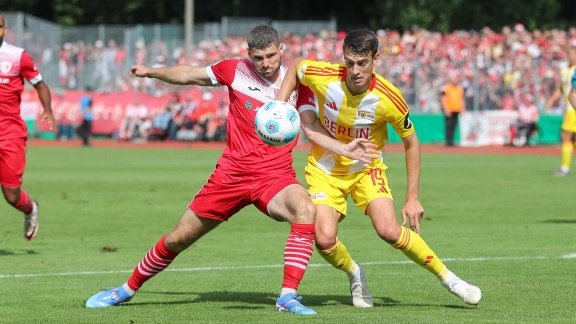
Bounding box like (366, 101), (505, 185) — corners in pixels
(0, 146), (574, 323)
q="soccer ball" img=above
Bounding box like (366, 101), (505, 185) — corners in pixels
(254, 101), (301, 146)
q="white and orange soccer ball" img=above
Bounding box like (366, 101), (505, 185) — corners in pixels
(254, 100), (301, 146)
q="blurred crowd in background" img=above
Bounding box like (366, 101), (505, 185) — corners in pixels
(14, 23), (573, 143)
(48, 24), (576, 114)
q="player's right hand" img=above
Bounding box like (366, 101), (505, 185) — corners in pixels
(130, 65), (148, 78)
(344, 138), (380, 163)
(41, 111), (57, 131)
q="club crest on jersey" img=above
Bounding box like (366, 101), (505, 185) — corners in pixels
(404, 113), (413, 129)
(357, 110), (375, 121)
(0, 61), (12, 74)
(245, 101), (253, 110)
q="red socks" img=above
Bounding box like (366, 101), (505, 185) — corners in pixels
(126, 224), (315, 292)
(127, 236), (179, 291)
(282, 223), (315, 290)
(15, 190), (33, 215)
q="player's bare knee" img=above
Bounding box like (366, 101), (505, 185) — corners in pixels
(376, 225), (401, 244)
(3, 195), (16, 206)
(314, 235), (337, 251)
(292, 199), (316, 224)
(1, 189), (19, 206)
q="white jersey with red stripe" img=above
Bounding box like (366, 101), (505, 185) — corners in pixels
(206, 58), (306, 175)
(296, 59), (414, 175)
(0, 41), (42, 140)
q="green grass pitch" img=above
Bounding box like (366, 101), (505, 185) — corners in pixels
(0, 146), (574, 323)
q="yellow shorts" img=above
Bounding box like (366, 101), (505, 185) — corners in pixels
(561, 109), (576, 133)
(305, 162), (393, 218)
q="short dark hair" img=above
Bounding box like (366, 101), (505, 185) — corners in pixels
(343, 29), (379, 58)
(247, 24), (280, 50)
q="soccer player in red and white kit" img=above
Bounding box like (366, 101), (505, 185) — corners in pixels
(85, 24), (370, 315)
(0, 14), (55, 241)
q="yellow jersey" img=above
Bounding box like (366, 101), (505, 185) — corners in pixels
(297, 59), (414, 175)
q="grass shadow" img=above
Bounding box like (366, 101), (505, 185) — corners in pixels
(0, 249), (38, 256)
(106, 290), (474, 310)
(542, 219), (576, 224)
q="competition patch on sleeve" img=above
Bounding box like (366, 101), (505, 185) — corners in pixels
(403, 113), (413, 129)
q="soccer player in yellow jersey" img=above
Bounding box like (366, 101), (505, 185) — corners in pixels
(276, 29), (482, 307)
(546, 40), (576, 176)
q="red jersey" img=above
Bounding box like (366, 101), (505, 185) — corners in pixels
(0, 42), (42, 140)
(206, 58), (306, 175)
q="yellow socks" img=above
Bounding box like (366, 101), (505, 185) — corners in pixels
(392, 226), (449, 281)
(317, 239), (357, 276)
(319, 227), (453, 281)
(560, 141), (574, 171)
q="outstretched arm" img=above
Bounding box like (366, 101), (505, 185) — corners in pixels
(400, 132), (424, 234)
(130, 64), (213, 86)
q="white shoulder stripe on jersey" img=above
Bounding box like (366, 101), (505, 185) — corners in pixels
(206, 65), (220, 86)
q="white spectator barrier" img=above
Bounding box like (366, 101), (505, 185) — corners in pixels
(459, 111), (519, 147)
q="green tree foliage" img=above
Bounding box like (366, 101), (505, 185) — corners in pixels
(357, 0), (563, 33)
(0, 0), (573, 31)
(0, 0), (54, 20)
(52, 0), (182, 25)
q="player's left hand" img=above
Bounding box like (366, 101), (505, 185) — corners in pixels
(401, 198), (424, 234)
(343, 138), (380, 163)
(41, 111), (57, 131)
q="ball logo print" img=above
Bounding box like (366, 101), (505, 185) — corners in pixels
(254, 100), (301, 146)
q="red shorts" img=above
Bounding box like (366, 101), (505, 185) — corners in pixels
(0, 138), (27, 188)
(189, 168), (303, 221)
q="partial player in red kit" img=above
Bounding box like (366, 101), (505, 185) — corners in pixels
(85, 24), (334, 315)
(0, 14), (55, 241)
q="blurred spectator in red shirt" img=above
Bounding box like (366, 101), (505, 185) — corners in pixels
(205, 98), (229, 142)
(186, 91), (218, 141)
